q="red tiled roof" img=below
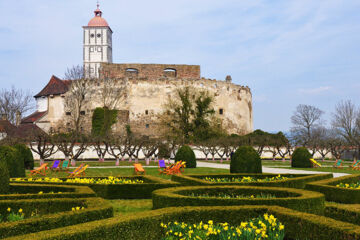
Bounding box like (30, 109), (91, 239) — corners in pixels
(21, 111), (47, 124)
(0, 119), (18, 136)
(34, 75), (72, 98)
(16, 123), (45, 138)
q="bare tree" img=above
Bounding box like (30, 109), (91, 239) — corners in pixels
(64, 65), (85, 80)
(99, 78), (127, 109)
(91, 136), (109, 162)
(291, 104), (324, 146)
(0, 86), (35, 124)
(28, 131), (57, 162)
(52, 132), (89, 161)
(332, 100), (360, 160)
(108, 135), (128, 163)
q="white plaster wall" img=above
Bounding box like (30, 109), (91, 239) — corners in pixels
(36, 97), (48, 112)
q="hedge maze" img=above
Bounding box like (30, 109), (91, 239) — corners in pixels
(3, 174), (360, 239)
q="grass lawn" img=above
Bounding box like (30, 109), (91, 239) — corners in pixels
(108, 199), (153, 216)
(282, 167), (360, 174)
(25, 167), (229, 180)
(35, 160), (159, 167)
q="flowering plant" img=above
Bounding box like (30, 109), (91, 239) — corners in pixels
(203, 175), (289, 183)
(161, 214), (285, 240)
(336, 182), (360, 189)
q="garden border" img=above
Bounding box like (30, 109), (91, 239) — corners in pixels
(171, 173), (333, 189)
(5, 205), (360, 240)
(0, 183), (96, 200)
(10, 176), (180, 199)
(306, 174), (360, 203)
(152, 185), (325, 214)
(0, 197), (113, 239)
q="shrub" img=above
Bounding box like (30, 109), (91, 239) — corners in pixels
(175, 145), (196, 168)
(291, 147), (312, 168)
(152, 185), (325, 214)
(14, 144), (34, 170)
(10, 205), (360, 240)
(0, 145), (25, 177)
(0, 160), (9, 194)
(230, 146), (262, 173)
(305, 174), (360, 203)
(172, 173), (333, 189)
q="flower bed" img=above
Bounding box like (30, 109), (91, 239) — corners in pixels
(306, 174), (360, 203)
(0, 197), (112, 238)
(11, 176), (144, 185)
(189, 192), (276, 199)
(0, 183), (96, 200)
(161, 214), (285, 240)
(11, 176), (180, 199)
(152, 186), (325, 214)
(172, 173), (333, 189)
(203, 175), (289, 183)
(8, 205), (360, 240)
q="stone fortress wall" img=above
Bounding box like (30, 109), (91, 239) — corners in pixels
(44, 63), (253, 137)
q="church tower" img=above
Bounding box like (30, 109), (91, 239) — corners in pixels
(83, 4), (113, 78)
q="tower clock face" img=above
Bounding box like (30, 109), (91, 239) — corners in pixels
(90, 33), (95, 38)
(97, 34), (101, 38)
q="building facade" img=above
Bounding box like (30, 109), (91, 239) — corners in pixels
(24, 4), (253, 137)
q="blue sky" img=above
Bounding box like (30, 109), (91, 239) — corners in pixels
(0, 0), (359, 132)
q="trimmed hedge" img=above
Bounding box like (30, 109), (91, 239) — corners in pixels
(6, 205), (360, 240)
(0, 159), (9, 194)
(175, 145), (196, 168)
(0, 183), (96, 200)
(291, 147), (312, 168)
(230, 145), (262, 173)
(152, 185), (325, 214)
(0, 197), (113, 239)
(306, 174), (360, 203)
(11, 176), (180, 199)
(171, 173), (333, 189)
(0, 145), (25, 177)
(325, 202), (360, 226)
(14, 144), (34, 170)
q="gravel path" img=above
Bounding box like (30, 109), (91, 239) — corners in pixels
(196, 161), (349, 178)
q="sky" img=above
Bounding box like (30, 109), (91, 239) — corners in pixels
(0, 0), (359, 133)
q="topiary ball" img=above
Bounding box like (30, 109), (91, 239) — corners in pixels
(291, 147), (312, 168)
(175, 145), (196, 168)
(14, 144), (34, 170)
(0, 160), (9, 193)
(230, 146), (262, 173)
(0, 145), (25, 177)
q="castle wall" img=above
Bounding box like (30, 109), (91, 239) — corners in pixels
(101, 63), (200, 81)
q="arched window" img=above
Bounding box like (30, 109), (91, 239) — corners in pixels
(125, 68), (139, 77)
(163, 68), (177, 77)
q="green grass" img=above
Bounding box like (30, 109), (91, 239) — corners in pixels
(282, 167), (359, 174)
(107, 199), (153, 216)
(35, 160), (159, 167)
(26, 167), (229, 180)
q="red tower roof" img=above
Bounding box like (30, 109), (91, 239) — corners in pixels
(87, 4), (109, 27)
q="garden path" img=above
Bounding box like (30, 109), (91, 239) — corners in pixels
(195, 161), (349, 178)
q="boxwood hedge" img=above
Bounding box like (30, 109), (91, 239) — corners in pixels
(0, 183), (96, 200)
(152, 185), (325, 214)
(6, 205), (360, 240)
(325, 202), (360, 226)
(305, 174), (360, 203)
(0, 197), (113, 239)
(11, 176), (180, 199)
(171, 173), (333, 189)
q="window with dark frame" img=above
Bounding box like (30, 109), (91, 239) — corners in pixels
(80, 111), (86, 115)
(145, 110), (149, 115)
(145, 124), (149, 129)
(219, 108), (224, 115)
(66, 112), (71, 116)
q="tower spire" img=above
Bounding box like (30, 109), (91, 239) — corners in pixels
(94, 1), (102, 17)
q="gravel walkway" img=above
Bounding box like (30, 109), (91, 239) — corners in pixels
(196, 161), (349, 178)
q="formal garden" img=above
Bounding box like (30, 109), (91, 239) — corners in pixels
(1, 141), (360, 240)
